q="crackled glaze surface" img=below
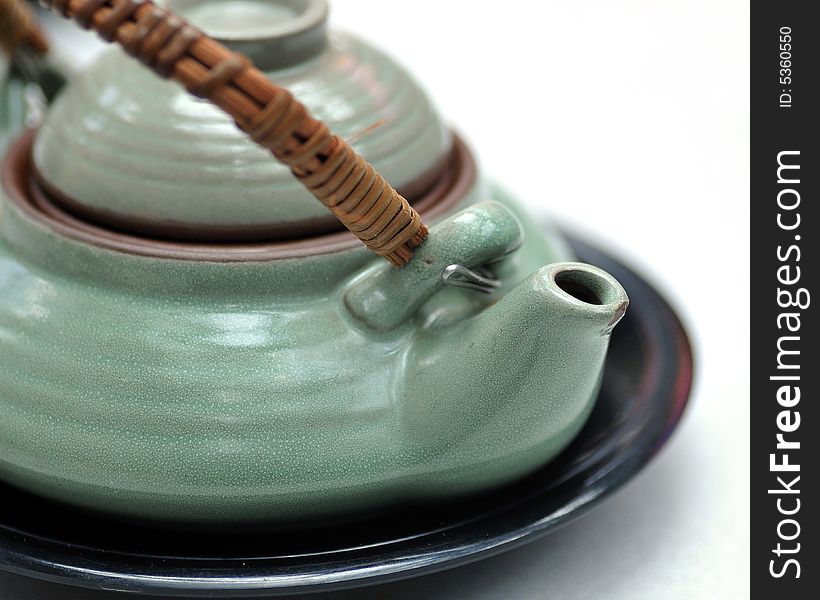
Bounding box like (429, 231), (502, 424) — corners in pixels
(0, 176), (629, 521)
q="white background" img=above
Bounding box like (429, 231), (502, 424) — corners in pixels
(327, 1), (751, 599)
(1, 1), (750, 598)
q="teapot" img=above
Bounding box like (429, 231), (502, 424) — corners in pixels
(0, 0), (628, 522)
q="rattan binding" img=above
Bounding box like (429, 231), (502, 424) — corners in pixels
(41, 0), (429, 266)
(0, 0), (49, 55)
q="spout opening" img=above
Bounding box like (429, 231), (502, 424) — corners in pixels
(553, 268), (620, 307)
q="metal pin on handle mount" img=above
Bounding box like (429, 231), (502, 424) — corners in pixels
(441, 264), (501, 293)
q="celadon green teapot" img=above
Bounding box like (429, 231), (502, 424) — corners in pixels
(0, 0), (628, 522)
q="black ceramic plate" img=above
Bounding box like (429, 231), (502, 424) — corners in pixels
(0, 235), (693, 598)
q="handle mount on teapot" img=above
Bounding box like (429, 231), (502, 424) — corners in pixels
(38, 0), (429, 267)
(345, 202), (523, 331)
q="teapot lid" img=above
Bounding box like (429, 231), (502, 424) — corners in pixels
(32, 0), (452, 242)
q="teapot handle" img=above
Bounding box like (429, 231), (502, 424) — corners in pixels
(0, 0), (49, 57)
(344, 201), (524, 331)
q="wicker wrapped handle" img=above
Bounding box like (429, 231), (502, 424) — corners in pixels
(40, 0), (428, 266)
(0, 0), (49, 55)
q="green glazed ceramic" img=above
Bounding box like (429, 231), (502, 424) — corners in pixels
(0, 0), (628, 523)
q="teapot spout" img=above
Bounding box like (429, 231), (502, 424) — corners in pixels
(400, 262), (628, 488)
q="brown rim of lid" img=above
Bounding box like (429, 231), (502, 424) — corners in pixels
(31, 145), (451, 243)
(2, 130), (477, 263)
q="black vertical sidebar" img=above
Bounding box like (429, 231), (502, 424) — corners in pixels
(751, 2), (818, 598)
